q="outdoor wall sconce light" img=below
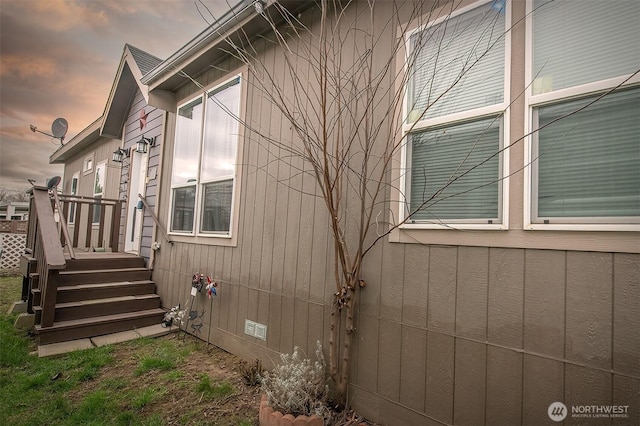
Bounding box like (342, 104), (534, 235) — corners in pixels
(112, 147), (130, 163)
(136, 135), (156, 154)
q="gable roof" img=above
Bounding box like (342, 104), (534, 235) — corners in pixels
(101, 44), (162, 138)
(128, 44), (163, 75)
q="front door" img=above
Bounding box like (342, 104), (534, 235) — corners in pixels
(124, 149), (147, 254)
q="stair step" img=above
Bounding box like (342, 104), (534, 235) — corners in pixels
(35, 308), (166, 345)
(33, 294), (161, 322)
(58, 268), (151, 285)
(65, 254), (146, 271)
(55, 280), (156, 303)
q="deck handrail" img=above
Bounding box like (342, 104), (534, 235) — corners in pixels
(31, 187), (66, 269)
(138, 194), (172, 245)
(28, 186), (66, 327)
(57, 193), (123, 251)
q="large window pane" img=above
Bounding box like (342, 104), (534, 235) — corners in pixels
(532, 0), (640, 95)
(172, 98), (203, 186)
(535, 88), (640, 219)
(171, 186), (196, 232)
(410, 116), (501, 221)
(201, 78), (240, 182)
(201, 179), (233, 233)
(409, 0), (505, 122)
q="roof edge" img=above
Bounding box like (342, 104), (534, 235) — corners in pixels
(141, 0), (256, 87)
(49, 117), (102, 164)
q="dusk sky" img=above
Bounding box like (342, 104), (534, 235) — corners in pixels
(0, 0), (230, 191)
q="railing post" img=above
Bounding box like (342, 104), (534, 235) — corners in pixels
(40, 270), (59, 328)
(111, 200), (122, 252)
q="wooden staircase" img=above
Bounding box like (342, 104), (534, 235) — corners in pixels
(21, 186), (166, 347)
(31, 253), (164, 345)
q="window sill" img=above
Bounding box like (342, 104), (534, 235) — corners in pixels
(401, 222), (507, 231)
(167, 232), (237, 247)
(525, 223), (640, 232)
(390, 226), (640, 253)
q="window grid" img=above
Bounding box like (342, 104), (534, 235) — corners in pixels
(401, 0), (510, 228)
(169, 75), (241, 237)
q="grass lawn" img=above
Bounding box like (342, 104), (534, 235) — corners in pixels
(0, 275), (260, 425)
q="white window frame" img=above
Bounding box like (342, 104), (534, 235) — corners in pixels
(92, 161), (105, 225)
(83, 154), (94, 175)
(399, 0), (511, 231)
(523, 0), (640, 232)
(168, 74), (243, 242)
(68, 172), (79, 224)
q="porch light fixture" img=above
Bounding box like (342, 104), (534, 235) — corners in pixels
(112, 147), (130, 163)
(136, 135), (156, 154)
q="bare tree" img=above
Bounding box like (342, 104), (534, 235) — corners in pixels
(191, 0), (638, 405)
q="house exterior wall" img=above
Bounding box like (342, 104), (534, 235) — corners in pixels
(151, 1), (639, 424)
(62, 136), (120, 249)
(116, 90), (164, 260)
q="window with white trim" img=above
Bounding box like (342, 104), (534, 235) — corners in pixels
(403, 0), (508, 226)
(528, 0), (640, 226)
(83, 155), (93, 174)
(68, 172), (79, 224)
(170, 76), (241, 236)
(93, 162), (105, 224)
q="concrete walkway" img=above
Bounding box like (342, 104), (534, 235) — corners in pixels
(37, 324), (178, 358)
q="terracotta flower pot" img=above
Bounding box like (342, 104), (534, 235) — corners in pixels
(259, 395), (324, 426)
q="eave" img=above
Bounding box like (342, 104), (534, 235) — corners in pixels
(49, 117), (102, 164)
(101, 45), (161, 139)
(142, 0), (314, 112)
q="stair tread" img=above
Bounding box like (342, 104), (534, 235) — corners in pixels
(60, 267), (149, 275)
(32, 294), (160, 312)
(35, 308), (165, 330)
(56, 294), (160, 308)
(58, 280), (154, 290)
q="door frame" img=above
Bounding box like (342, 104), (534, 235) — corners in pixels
(124, 149), (148, 254)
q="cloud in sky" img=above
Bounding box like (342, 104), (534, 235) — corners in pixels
(0, 0), (230, 191)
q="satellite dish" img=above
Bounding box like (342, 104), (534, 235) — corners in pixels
(51, 118), (68, 139)
(47, 176), (61, 190)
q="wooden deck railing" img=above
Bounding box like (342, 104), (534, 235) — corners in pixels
(57, 194), (123, 252)
(26, 187), (66, 328)
(0, 220), (28, 234)
(24, 187), (126, 328)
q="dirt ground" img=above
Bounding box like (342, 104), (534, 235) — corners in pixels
(71, 331), (374, 425)
(70, 332), (262, 425)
